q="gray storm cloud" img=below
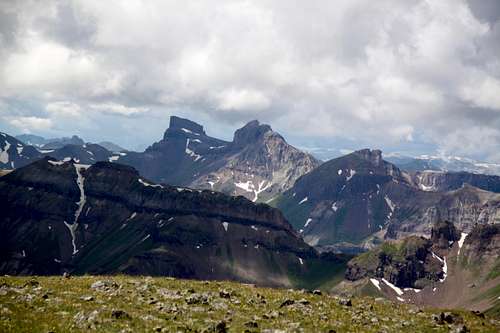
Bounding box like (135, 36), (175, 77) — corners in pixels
(0, 0), (499, 160)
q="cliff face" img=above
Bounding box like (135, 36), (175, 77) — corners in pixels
(345, 236), (443, 289)
(0, 157), (321, 287)
(341, 222), (500, 313)
(412, 170), (500, 193)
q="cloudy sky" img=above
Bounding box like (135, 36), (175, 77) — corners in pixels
(1, 0), (500, 160)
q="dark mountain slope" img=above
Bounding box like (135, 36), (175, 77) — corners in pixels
(0, 157), (341, 287)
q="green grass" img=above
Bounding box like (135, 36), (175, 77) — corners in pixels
(0, 276), (498, 332)
(273, 194), (313, 231)
(487, 258), (500, 280)
(288, 255), (351, 291)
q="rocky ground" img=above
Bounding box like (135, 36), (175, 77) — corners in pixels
(1, 276), (499, 332)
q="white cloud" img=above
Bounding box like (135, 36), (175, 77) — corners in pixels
(8, 116), (53, 133)
(0, 0), (499, 161)
(46, 101), (82, 117)
(89, 103), (149, 116)
(460, 75), (500, 110)
(215, 88), (270, 112)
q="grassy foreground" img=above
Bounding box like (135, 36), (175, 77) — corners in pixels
(0, 276), (499, 332)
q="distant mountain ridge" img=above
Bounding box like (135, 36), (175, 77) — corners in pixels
(1, 131), (116, 169)
(273, 149), (500, 250)
(119, 116), (320, 202)
(386, 153), (500, 176)
(16, 133), (126, 152)
(16, 134), (84, 149)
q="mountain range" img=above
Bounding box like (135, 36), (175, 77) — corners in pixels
(386, 153), (500, 176)
(4, 119), (500, 243)
(1, 116), (500, 315)
(0, 132), (116, 169)
(273, 149), (500, 251)
(3, 116), (319, 203)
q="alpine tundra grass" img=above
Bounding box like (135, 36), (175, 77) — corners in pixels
(1, 276), (499, 332)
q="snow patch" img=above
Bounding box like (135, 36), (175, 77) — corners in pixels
(403, 287), (422, 293)
(384, 195), (395, 212)
(64, 164), (87, 255)
(139, 234), (150, 243)
(370, 278), (381, 291)
(0, 140), (11, 164)
(16, 146), (23, 154)
(180, 128), (200, 136)
(457, 232), (468, 256)
(222, 222), (229, 232)
(251, 225), (259, 231)
(431, 252), (447, 282)
(235, 180), (253, 192)
(298, 257), (304, 265)
(253, 180), (271, 202)
(185, 138), (202, 161)
(382, 278), (404, 296)
(331, 202), (338, 212)
(64, 221), (79, 255)
(235, 179), (271, 202)
(304, 218), (312, 228)
(440, 257), (448, 282)
(346, 169), (356, 181)
(298, 197), (308, 205)
(337, 169), (342, 175)
(396, 297), (405, 302)
(108, 155), (120, 162)
(48, 160), (65, 166)
(138, 178), (163, 188)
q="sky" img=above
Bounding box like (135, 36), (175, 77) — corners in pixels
(1, 0), (500, 160)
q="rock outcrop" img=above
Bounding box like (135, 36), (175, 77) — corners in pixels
(340, 222), (500, 313)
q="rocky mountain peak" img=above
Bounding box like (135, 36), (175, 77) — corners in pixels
(232, 120), (273, 148)
(164, 116), (206, 139)
(353, 149), (383, 166)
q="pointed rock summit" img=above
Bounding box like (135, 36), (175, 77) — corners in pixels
(232, 120), (273, 148)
